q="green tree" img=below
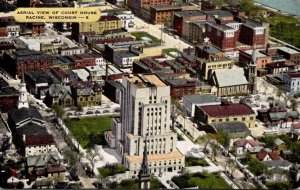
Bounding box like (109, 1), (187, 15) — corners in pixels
(64, 150), (78, 169)
(212, 0), (224, 8)
(215, 129), (230, 149)
(86, 148), (98, 177)
(239, 0), (254, 15)
(248, 159), (266, 176)
(77, 104), (83, 112)
(211, 143), (218, 161)
(290, 98), (298, 111)
(197, 133), (214, 152)
(52, 105), (65, 118)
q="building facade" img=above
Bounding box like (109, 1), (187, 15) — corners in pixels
(110, 74), (184, 175)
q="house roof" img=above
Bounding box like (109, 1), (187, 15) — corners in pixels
(199, 102), (254, 117)
(273, 138), (285, 146)
(48, 84), (71, 98)
(262, 160), (292, 168)
(47, 165), (66, 173)
(269, 111), (299, 121)
(8, 106), (44, 126)
(27, 151), (59, 167)
(213, 68), (249, 87)
(16, 123), (48, 136)
(233, 139), (260, 147)
(212, 121), (251, 134)
(258, 149), (280, 161)
(25, 135), (54, 146)
(183, 94), (220, 105)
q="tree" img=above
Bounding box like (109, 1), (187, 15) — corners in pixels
(215, 129), (230, 149)
(248, 159), (266, 176)
(86, 148), (98, 177)
(64, 150), (78, 170)
(197, 133), (214, 152)
(290, 98), (298, 111)
(211, 143), (218, 161)
(239, 0), (254, 16)
(77, 104), (83, 112)
(226, 159), (236, 177)
(52, 105), (65, 118)
(212, 0), (224, 8)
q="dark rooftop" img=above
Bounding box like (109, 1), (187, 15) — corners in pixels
(213, 121), (251, 134)
(16, 122), (48, 136)
(8, 106), (45, 126)
(175, 10), (206, 18)
(26, 70), (54, 84)
(203, 10), (233, 18)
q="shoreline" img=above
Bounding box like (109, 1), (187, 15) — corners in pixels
(253, 1), (300, 19)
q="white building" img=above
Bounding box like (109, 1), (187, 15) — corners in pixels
(7, 25), (20, 37)
(107, 74), (184, 175)
(283, 72), (300, 93)
(19, 37), (40, 51)
(113, 52), (139, 69)
(59, 46), (86, 56)
(114, 11), (134, 29)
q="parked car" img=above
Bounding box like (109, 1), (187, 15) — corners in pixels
(86, 111), (93, 115)
(103, 110), (110, 113)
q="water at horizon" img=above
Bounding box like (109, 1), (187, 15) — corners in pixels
(254, 0), (300, 17)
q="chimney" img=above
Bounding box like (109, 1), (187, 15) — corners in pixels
(266, 43), (270, 54)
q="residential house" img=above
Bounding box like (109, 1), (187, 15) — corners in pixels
(233, 138), (261, 155)
(26, 152), (60, 173)
(44, 84), (73, 107)
(194, 101), (256, 128)
(273, 138), (286, 152)
(71, 81), (102, 107)
(208, 68), (249, 97)
(283, 72), (300, 93)
(50, 67), (70, 85)
(257, 149), (280, 161)
(182, 94), (220, 117)
(257, 106), (299, 130)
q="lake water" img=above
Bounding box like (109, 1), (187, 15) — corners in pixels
(254, 0), (300, 17)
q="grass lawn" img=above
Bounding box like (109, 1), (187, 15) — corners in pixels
(64, 116), (114, 148)
(253, 7), (300, 48)
(162, 48), (182, 58)
(108, 177), (164, 189)
(172, 173), (231, 189)
(98, 164), (126, 178)
(185, 157), (209, 167)
(131, 31), (161, 44)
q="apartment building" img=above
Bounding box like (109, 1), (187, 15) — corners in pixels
(107, 74), (184, 175)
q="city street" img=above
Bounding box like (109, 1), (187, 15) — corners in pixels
(128, 17), (192, 51)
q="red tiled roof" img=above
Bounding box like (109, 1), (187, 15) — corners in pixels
(269, 152), (280, 160)
(25, 135), (54, 146)
(257, 149), (280, 161)
(257, 149), (268, 161)
(234, 139), (260, 147)
(47, 165), (66, 173)
(286, 73), (300, 78)
(199, 103), (254, 117)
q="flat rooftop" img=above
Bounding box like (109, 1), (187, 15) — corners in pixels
(127, 74), (166, 88)
(125, 150), (183, 163)
(175, 10), (206, 18)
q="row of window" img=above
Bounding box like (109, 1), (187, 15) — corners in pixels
(211, 116), (254, 123)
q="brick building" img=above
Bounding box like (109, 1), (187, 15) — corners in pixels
(173, 10), (206, 37)
(165, 78), (196, 99)
(3, 50), (54, 77)
(149, 3), (196, 24)
(0, 79), (19, 113)
(67, 53), (96, 69)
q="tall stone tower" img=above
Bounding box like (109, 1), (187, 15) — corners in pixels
(138, 141), (151, 189)
(248, 46), (257, 94)
(117, 74), (184, 175)
(17, 69), (29, 109)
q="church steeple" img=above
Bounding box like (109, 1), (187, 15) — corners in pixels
(138, 140), (151, 189)
(17, 66), (29, 109)
(248, 44), (257, 94)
